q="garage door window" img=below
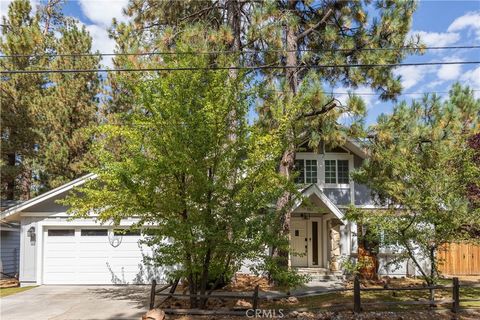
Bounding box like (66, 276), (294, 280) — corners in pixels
(81, 229), (108, 236)
(114, 229), (141, 236)
(48, 229), (74, 236)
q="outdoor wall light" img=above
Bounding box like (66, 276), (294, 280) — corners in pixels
(27, 226), (36, 245)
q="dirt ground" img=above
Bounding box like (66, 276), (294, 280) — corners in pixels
(157, 275), (480, 320)
(167, 309), (480, 320)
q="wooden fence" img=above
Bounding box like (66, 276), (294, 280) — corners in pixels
(438, 243), (480, 275)
(149, 276), (480, 315)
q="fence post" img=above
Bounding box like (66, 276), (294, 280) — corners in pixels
(149, 279), (157, 310)
(252, 284), (259, 311)
(452, 277), (460, 313)
(354, 275), (361, 313)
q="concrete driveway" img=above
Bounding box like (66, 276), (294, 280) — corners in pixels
(0, 285), (151, 320)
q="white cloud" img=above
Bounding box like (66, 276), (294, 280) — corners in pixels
(412, 30), (460, 47)
(394, 65), (437, 90)
(77, 21), (115, 67)
(86, 24), (116, 66)
(437, 60), (462, 81)
(461, 67), (480, 92)
(78, 0), (129, 27)
(448, 11), (480, 39)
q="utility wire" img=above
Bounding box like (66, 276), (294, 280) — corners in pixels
(0, 45), (479, 59)
(1, 60), (479, 74)
(275, 89), (480, 96)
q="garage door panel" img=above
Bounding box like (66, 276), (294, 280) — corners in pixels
(44, 257), (77, 265)
(44, 265), (77, 273)
(46, 238), (76, 244)
(43, 227), (162, 284)
(77, 251), (109, 258)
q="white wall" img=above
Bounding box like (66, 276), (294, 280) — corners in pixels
(19, 217), (41, 285)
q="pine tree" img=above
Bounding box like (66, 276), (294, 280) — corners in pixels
(0, 0), (47, 200)
(1, 0), (101, 199)
(106, 0), (421, 274)
(38, 18), (101, 190)
(349, 84), (480, 285)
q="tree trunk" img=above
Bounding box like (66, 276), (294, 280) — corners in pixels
(272, 0), (299, 269)
(199, 247), (212, 309)
(5, 153), (15, 200)
(20, 166), (31, 200)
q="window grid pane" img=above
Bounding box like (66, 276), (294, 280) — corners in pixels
(325, 160), (336, 184)
(81, 229), (108, 236)
(48, 229), (74, 237)
(337, 160), (349, 184)
(305, 160), (317, 183)
(294, 160), (305, 183)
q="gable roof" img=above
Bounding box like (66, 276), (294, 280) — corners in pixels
(298, 136), (367, 158)
(294, 184), (346, 224)
(0, 173), (97, 221)
(344, 138), (367, 158)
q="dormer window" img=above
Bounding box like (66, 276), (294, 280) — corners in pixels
(294, 159), (317, 184)
(325, 159), (349, 184)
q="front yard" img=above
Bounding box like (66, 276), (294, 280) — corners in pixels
(264, 278), (480, 311)
(159, 276), (480, 319)
(0, 286), (36, 298)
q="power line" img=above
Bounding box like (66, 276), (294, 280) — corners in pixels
(1, 60), (479, 74)
(287, 89), (480, 96)
(0, 45), (479, 59)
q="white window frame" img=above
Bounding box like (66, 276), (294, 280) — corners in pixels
(295, 153), (320, 184)
(323, 154), (353, 189)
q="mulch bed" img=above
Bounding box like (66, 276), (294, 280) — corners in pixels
(0, 278), (19, 289)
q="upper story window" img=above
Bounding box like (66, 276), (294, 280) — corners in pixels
(325, 159), (349, 184)
(294, 159), (317, 184)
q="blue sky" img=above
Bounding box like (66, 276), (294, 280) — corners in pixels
(1, 0), (479, 125)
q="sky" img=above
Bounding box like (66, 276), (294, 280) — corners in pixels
(1, 0), (479, 125)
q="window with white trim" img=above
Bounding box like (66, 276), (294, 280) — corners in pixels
(294, 159), (317, 183)
(324, 159), (349, 184)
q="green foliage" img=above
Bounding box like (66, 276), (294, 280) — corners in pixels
(64, 26), (296, 304)
(348, 84), (480, 285)
(0, 0), (101, 199)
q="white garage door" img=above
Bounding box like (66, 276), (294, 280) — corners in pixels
(43, 227), (160, 284)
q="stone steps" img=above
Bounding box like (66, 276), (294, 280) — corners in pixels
(295, 268), (345, 282)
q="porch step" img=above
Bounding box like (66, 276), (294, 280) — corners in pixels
(295, 268), (345, 282)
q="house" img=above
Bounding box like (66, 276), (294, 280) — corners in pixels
(1, 139), (427, 286)
(0, 200), (21, 278)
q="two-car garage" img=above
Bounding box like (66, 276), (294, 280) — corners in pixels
(43, 227), (152, 284)
(1, 174), (166, 286)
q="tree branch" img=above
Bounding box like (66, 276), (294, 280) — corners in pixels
(295, 8), (333, 42)
(295, 98), (341, 120)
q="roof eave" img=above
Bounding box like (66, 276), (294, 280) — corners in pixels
(0, 173), (97, 221)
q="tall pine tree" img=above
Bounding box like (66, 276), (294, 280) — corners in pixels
(1, 0), (101, 199)
(107, 0), (421, 269)
(1, 0), (47, 200)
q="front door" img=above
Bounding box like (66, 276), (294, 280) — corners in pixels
(291, 220), (308, 266)
(291, 218), (322, 267)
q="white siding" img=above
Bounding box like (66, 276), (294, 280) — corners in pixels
(19, 217), (39, 284)
(0, 230), (20, 276)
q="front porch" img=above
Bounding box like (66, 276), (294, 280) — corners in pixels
(289, 184), (353, 273)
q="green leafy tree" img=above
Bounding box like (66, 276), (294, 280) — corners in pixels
(349, 84), (480, 285)
(107, 1), (421, 260)
(64, 27), (294, 307)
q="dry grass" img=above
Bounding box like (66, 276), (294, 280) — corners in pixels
(0, 286), (36, 298)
